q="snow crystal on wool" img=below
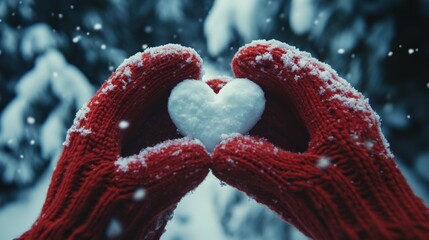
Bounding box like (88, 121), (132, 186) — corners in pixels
(146, 44), (203, 70)
(220, 132), (243, 141)
(255, 52), (273, 63)
(124, 66), (132, 77)
(63, 104), (91, 146)
(319, 69), (332, 81)
(219, 135), (263, 153)
(116, 52), (143, 71)
(239, 39), (302, 56)
(330, 94), (370, 113)
(119, 66), (133, 90)
(298, 58), (309, 68)
(375, 113), (394, 158)
(168, 79), (265, 152)
(115, 138), (203, 172)
(280, 51), (296, 72)
(116, 44), (204, 79)
(101, 79), (115, 94)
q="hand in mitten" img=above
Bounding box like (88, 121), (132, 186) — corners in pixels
(212, 40), (429, 239)
(19, 45), (210, 239)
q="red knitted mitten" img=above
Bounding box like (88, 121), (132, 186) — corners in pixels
(212, 40), (429, 239)
(19, 45), (210, 239)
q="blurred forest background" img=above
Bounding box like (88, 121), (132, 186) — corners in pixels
(0, 0), (428, 239)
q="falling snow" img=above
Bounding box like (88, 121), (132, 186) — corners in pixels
(72, 36), (81, 43)
(26, 116), (35, 125)
(93, 23), (103, 30)
(133, 188), (146, 201)
(118, 120), (130, 130)
(316, 157), (331, 169)
(106, 218), (122, 238)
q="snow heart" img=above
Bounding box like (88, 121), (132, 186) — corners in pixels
(168, 79), (266, 151)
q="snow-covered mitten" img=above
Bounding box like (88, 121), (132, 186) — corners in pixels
(212, 40), (429, 239)
(19, 45), (210, 239)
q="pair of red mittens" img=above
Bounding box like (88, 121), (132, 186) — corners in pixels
(20, 41), (429, 240)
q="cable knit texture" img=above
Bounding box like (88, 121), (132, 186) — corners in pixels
(212, 40), (429, 240)
(19, 45), (210, 240)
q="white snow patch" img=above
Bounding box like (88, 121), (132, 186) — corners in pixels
(116, 44), (202, 78)
(220, 132), (242, 141)
(298, 58), (309, 68)
(204, 0), (263, 56)
(124, 66), (131, 77)
(101, 79), (116, 94)
(330, 94), (370, 113)
(255, 52), (273, 63)
(376, 121), (394, 158)
(115, 138), (203, 172)
(93, 23), (102, 30)
(309, 68), (318, 76)
(319, 70), (332, 81)
(63, 104), (91, 146)
(20, 23), (57, 61)
(162, 173), (240, 240)
(145, 44), (202, 67)
(116, 52), (143, 71)
(289, 0), (316, 35)
(168, 79), (265, 152)
(238, 39), (311, 59)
